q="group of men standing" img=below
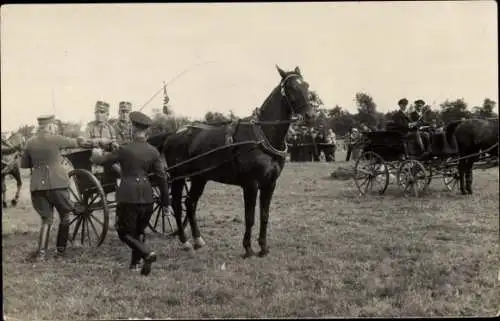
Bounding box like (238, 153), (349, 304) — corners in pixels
(287, 126), (337, 162)
(16, 99), (170, 276)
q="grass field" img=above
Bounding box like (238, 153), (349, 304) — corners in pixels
(2, 156), (499, 319)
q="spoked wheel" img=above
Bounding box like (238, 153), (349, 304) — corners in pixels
(148, 180), (190, 237)
(397, 160), (429, 197)
(354, 151), (390, 195)
(443, 167), (460, 192)
(67, 169), (110, 247)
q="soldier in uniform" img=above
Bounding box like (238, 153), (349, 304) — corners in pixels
(90, 111), (169, 276)
(85, 100), (117, 146)
(20, 115), (84, 259)
(114, 101), (133, 142)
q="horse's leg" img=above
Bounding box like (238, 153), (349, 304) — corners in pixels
(11, 167), (22, 206)
(242, 183), (258, 258)
(2, 175), (7, 208)
(258, 179), (277, 257)
(185, 177), (207, 250)
(171, 179), (191, 250)
(458, 158), (467, 195)
(465, 157), (476, 195)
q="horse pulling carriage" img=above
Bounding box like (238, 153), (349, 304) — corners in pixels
(58, 133), (262, 248)
(353, 125), (499, 197)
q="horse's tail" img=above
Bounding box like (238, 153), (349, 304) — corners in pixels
(444, 120), (462, 150)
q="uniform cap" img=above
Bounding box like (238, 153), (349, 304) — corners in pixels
(119, 101), (132, 112)
(398, 98), (408, 105)
(37, 114), (55, 126)
(129, 111), (153, 129)
(414, 99), (426, 105)
(95, 100), (110, 113)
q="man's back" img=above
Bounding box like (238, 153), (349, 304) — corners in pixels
(111, 139), (164, 204)
(21, 134), (78, 191)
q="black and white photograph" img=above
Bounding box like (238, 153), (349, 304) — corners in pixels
(1, 2), (498, 319)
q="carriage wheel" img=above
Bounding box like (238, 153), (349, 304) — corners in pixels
(443, 167), (460, 192)
(354, 151), (390, 195)
(67, 169), (110, 247)
(148, 180), (190, 236)
(397, 160), (429, 197)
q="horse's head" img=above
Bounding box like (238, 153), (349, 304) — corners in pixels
(276, 65), (316, 125)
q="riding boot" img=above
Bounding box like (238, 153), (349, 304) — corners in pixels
(56, 223), (70, 254)
(37, 223), (50, 260)
(122, 234), (151, 259)
(129, 250), (142, 270)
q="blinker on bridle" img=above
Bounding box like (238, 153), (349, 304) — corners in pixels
(279, 73), (309, 118)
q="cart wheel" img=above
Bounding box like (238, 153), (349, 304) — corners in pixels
(443, 167), (460, 192)
(397, 160), (429, 197)
(67, 169), (110, 247)
(354, 151), (390, 195)
(148, 180), (190, 236)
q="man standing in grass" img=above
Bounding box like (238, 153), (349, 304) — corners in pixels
(90, 111), (169, 276)
(20, 115), (85, 260)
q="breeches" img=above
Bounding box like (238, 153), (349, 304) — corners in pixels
(116, 203), (153, 239)
(115, 203), (154, 257)
(31, 189), (73, 224)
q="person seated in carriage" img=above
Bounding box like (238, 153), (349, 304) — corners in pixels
(84, 100), (118, 147)
(389, 98), (412, 131)
(387, 98), (432, 156)
(111, 101), (133, 143)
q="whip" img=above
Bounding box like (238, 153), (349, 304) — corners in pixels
(138, 60), (217, 112)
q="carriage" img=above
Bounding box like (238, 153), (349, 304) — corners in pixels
(60, 147), (190, 248)
(351, 127), (498, 197)
(352, 126), (499, 197)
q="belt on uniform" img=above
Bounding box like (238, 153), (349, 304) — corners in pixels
(123, 176), (149, 183)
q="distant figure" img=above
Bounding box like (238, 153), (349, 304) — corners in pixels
(325, 128), (336, 162)
(346, 128), (361, 161)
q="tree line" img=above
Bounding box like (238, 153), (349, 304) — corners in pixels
(10, 91), (497, 141)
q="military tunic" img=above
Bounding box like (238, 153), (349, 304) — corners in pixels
(85, 121), (117, 141)
(20, 133), (79, 222)
(113, 120), (133, 142)
(91, 133), (168, 274)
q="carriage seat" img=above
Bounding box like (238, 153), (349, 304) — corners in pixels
(429, 132), (458, 157)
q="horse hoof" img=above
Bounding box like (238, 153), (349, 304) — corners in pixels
(258, 249), (269, 257)
(241, 250), (255, 259)
(2, 202), (7, 208)
(181, 241), (193, 251)
(11, 199), (17, 207)
(194, 237), (205, 250)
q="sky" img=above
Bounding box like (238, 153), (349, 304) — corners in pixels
(1, 2), (498, 131)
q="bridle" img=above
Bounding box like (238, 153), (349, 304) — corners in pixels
(250, 72), (311, 126)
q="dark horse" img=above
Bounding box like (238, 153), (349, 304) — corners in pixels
(444, 118), (498, 194)
(154, 65), (315, 258)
